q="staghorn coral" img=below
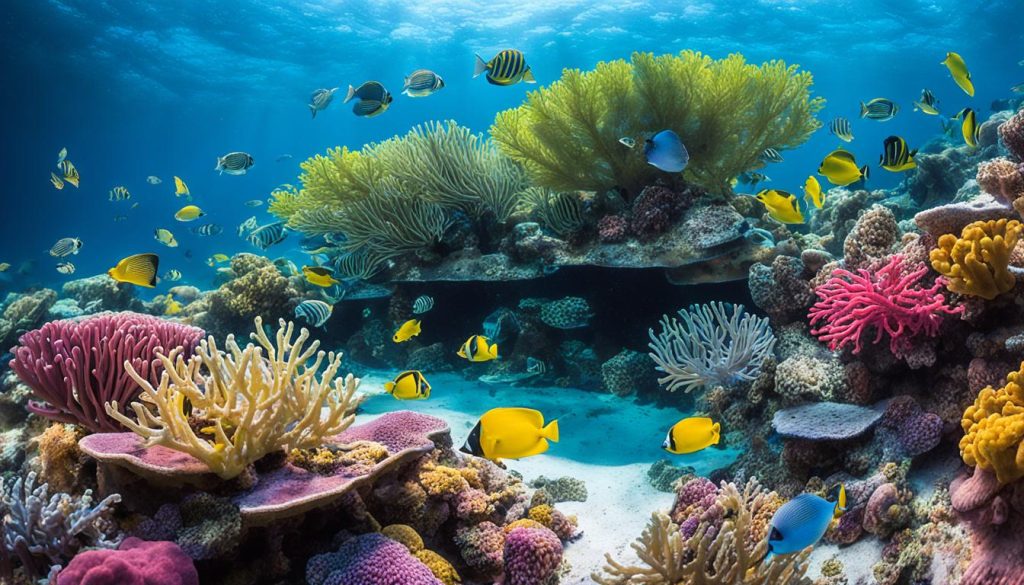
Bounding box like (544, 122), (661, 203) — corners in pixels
(491, 50), (823, 195)
(105, 317), (359, 480)
(648, 302), (775, 393)
(55, 537), (198, 585)
(593, 479), (811, 585)
(10, 312), (205, 433)
(931, 218), (1022, 299)
(960, 361), (1024, 485)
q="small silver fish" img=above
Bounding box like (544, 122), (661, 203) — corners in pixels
(49, 237), (82, 258)
(237, 216), (258, 237)
(403, 69), (445, 97)
(244, 200), (263, 207)
(619, 137), (636, 148)
(109, 186), (131, 201)
(275, 154), (293, 162)
(309, 88), (338, 118)
(761, 148), (784, 163)
(146, 175), (162, 185)
(57, 147), (67, 166)
(215, 152), (254, 175)
(191, 223), (223, 236)
(412, 295), (435, 314)
(163, 269), (182, 281)
(248, 221), (287, 250)
(56, 262), (75, 275)
(295, 300), (333, 327)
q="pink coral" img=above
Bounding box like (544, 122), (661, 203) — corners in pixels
(999, 109), (1024, 161)
(56, 537), (198, 585)
(977, 157), (1024, 206)
(306, 533), (441, 585)
(808, 255), (962, 358)
(597, 215), (628, 243)
(10, 312), (204, 432)
(454, 521), (505, 575)
(950, 469), (1024, 585)
(503, 526), (563, 585)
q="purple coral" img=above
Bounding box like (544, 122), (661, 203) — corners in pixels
(306, 533), (441, 585)
(454, 521), (505, 575)
(597, 215), (628, 243)
(878, 396), (943, 457)
(503, 526), (563, 585)
(9, 312), (204, 432)
(670, 477), (719, 535)
(56, 538), (198, 585)
(629, 185), (689, 239)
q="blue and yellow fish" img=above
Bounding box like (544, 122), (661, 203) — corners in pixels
(473, 49), (535, 86)
(762, 485), (847, 562)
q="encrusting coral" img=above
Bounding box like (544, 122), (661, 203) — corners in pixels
(930, 218), (1022, 300)
(959, 361), (1024, 485)
(491, 50), (824, 195)
(105, 316), (360, 480)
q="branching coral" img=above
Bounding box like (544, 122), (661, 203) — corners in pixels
(105, 317), (360, 480)
(648, 302), (775, 393)
(592, 479), (811, 584)
(930, 218), (1022, 300)
(960, 361), (1024, 485)
(491, 50), (824, 195)
(809, 255), (962, 358)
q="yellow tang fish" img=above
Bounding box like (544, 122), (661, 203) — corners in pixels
(50, 172), (65, 190)
(302, 265), (340, 288)
(458, 335), (498, 362)
(459, 407), (559, 462)
(174, 176), (191, 199)
(107, 253), (159, 288)
(174, 205), (205, 221)
(662, 417), (721, 454)
(755, 189), (805, 224)
(803, 176), (824, 209)
(385, 370), (431, 400)
(941, 52), (974, 97)
(153, 228), (178, 248)
(957, 108), (981, 148)
(818, 149), (870, 186)
(392, 319), (422, 343)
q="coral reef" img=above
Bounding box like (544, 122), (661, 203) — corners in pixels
(960, 361), (1024, 484)
(930, 218), (1022, 300)
(0, 289), (57, 352)
(189, 254), (300, 338)
(306, 532), (441, 585)
(55, 537), (198, 585)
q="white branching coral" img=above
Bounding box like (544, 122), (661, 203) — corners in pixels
(106, 316), (361, 480)
(648, 302), (775, 393)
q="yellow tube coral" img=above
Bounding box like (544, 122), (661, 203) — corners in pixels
(106, 317), (360, 480)
(930, 218), (1022, 300)
(960, 362), (1024, 485)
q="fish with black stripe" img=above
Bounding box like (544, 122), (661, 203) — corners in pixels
(760, 148), (784, 163)
(859, 98), (899, 121)
(58, 159), (79, 187)
(163, 269), (182, 282)
(343, 81), (393, 118)
(308, 87), (338, 118)
(248, 221), (288, 250)
(107, 253), (159, 288)
(237, 216), (258, 237)
(879, 136), (917, 172)
(828, 117), (854, 142)
(473, 49), (535, 86)
(109, 186), (131, 201)
(913, 89), (939, 116)
(215, 152), (254, 175)
(955, 108), (982, 148)
(50, 237), (82, 258)
(294, 299), (333, 328)
(403, 69), (445, 97)
(385, 370), (431, 400)
(191, 223), (223, 236)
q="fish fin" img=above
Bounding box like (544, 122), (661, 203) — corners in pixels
(344, 84), (356, 103)
(473, 54), (489, 78)
(860, 165), (870, 180)
(541, 419), (559, 443)
(384, 382), (395, 395)
(309, 104), (317, 118)
(522, 68), (536, 83)
(859, 101), (867, 118)
(489, 342), (499, 359)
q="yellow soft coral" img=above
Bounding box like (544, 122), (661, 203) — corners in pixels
(960, 362), (1024, 484)
(528, 504), (554, 527)
(930, 218), (1022, 300)
(419, 463), (470, 497)
(106, 317), (360, 480)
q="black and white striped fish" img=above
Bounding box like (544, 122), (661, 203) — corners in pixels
(402, 70), (445, 97)
(56, 262), (75, 275)
(473, 49), (535, 86)
(237, 216), (258, 237)
(191, 223), (223, 236)
(412, 295), (435, 314)
(58, 159), (79, 187)
(344, 81), (393, 118)
(248, 221), (287, 250)
(760, 148), (784, 163)
(859, 98), (899, 121)
(109, 186), (131, 201)
(49, 237), (82, 258)
(295, 300), (333, 327)
(163, 269), (182, 282)
(828, 117), (854, 142)
(214, 152), (255, 175)
(308, 87), (338, 118)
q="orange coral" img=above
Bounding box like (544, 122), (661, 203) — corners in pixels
(35, 423), (86, 493)
(419, 463), (470, 497)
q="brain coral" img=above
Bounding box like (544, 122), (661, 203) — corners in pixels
(503, 526), (563, 585)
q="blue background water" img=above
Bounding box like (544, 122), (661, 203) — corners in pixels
(1, 0), (1021, 294)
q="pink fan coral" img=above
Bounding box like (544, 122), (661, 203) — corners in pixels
(9, 312), (204, 433)
(808, 256), (962, 358)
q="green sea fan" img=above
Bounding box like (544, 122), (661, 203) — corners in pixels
(491, 50), (825, 196)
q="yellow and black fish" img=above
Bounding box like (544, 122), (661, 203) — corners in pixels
(818, 149), (870, 186)
(473, 50), (535, 86)
(153, 228), (178, 247)
(879, 136), (917, 172)
(803, 176), (824, 209)
(459, 407), (558, 461)
(956, 108), (982, 148)
(343, 81), (393, 118)
(302, 265), (340, 287)
(859, 98), (899, 121)
(828, 117), (854, 142)
(755, 189), (804, 224)
(385, 370), (431, 400)
(109, 186), (131, 201)
(59, 159), (79, 187)
(662, 417), (721, 454)
(913, 88), (939, 115)
(163, 269), (182, 282)
(50, 172), (64, 190)
(458, 335), (498, 362)
(107, 253), (159, 288)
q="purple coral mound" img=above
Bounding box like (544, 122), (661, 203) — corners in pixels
(454, 521), (505, 575)
(878, 396), (943, 457)
(597, 215), (629, 243)
(503, 526), (563, 585)
(10, 312), (204, 432)
(670, 477), (719, 536)
(56, 537), (198, 585)
(306, 533), (441, 585)
(629, 185), (690, 239)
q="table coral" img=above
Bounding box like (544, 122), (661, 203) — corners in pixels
(306, 532), (442, 585)
(55, 537), (198, 585)
(960, 361), (1024, 485)
(930, 218), (1022, 300)
(10, 312), (205, 433)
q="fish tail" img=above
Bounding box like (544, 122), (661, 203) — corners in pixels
(214, 157), (222, 170)
(384, 382), (395, 395)
(522, 67), (536, 83)
(489, 342), (499, 359)
(541, 419), (559, 443)
(859, 102), (867, 118)
(860, 165), (870, 180)
(473, 54), (489, 78)
(309, 104), (317, 118)
(344, 84), (356, 103)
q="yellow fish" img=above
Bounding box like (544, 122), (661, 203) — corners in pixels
(174, 176), (191, 200)
(206, 254), (230, 267)
(302, 265), (340, 288)
(803, 176), (824, 209)
(459, 407), (559, 461)
(458, 335), (498, 362)
(880, 135), (917, 172)
(0, 263), (9, 272)
(957, 108), (981, 148)
(755, 189), (804, 224)
(50, 172), (65, 190)
(818, 149), (870, 186)
(385, 370), (431, 400)
(107, 253), (159, 288)
(174, 205), (205, 221)
(164, 294), (183, 316)
(662, 417), (721, 454)
(153, 228), (178, 248)
(941, 52), (974, 97)
(59, 160), (79, 188)
(393, 319), (422, 343)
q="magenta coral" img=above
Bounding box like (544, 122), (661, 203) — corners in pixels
(306, 533), (441, 585)
(10, 312), (204, 433)
(56, 537), (198, 585)
(503, 526), (563, 585)
(808, 255), (962, 358)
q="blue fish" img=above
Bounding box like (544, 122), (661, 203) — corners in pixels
(763, 485), (846, 562)
(643, 130), (689, 173)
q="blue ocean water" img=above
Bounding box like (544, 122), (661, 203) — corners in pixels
(1, 0), (1020, 294)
